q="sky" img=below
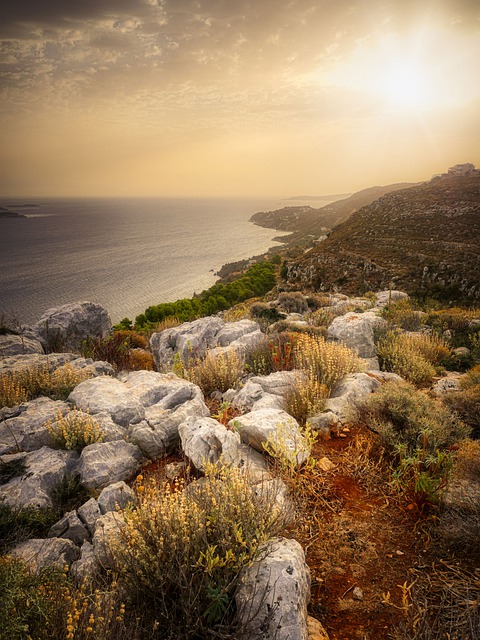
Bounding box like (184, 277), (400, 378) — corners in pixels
(0, 0), (479, 197)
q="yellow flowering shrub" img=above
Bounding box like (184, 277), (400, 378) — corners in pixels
(113, 464), (292, 638)
(45, 409), (105, 451)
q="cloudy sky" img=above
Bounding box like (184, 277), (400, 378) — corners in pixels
(1, 0), (479, 197)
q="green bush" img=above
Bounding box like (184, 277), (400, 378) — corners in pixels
(135, 261), (277, 328)
(244, 333), (296, 376)
(443, 369), (480, 438)
(356, 381), (470, 510)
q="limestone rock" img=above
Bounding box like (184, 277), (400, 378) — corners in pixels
(77, 498), (101, 536)
(179, 416), (242, 471)
(69, 377), (145, 427)
(71, 541), (96, 582)
(0, 447), (78, 510)
(48, 510), (89, 545)
(0, 333), (44, 357)
(229, 371), (302, 412)
(215, 319), (261, 346)
(229, 409), (309, 466)
(430, 374), (463, 397)
(235, 537), (311, 640)
(327, 311), (386, 360)
(32, 301), (111, 351)
(0, 397), (69, 455)
(150, 316), (225, 368)
(98, 481), (134, 514)
(78, 441), (144, 490)
(11, 538), (79, 573)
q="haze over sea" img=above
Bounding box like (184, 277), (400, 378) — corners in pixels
(0, 197), (295, 325)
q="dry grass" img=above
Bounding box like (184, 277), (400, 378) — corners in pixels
(0, 363), (93, 409)
(185, 349), (245, 397)
(283, 376), (328, 426)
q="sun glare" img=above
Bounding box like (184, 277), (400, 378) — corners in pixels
(382, 64), (431, 109)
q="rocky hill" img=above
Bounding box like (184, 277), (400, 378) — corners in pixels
(286, 172), (480, 303)
(250, 182), (417, 246)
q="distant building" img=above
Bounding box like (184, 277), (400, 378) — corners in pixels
(447, 163), (479, 177)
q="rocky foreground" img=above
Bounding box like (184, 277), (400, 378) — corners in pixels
(1, 296), (478, 639)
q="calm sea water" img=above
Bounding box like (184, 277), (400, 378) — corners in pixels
(0, 197), (288, 325)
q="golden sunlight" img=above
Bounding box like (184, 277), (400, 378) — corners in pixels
(382, 64), (431, 109)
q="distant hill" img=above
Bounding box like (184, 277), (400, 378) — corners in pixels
(286, 173), (480, 303)
(0, 207), (26, 218)
(250, 182), (418, 246)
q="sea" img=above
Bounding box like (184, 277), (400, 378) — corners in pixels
(0, 197), (291, 325)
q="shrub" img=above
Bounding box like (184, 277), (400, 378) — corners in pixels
(0, 556), (136, 640)
(376, 331), (449, 384)
(0, 502), (57, 553)
(293, 334), (363, 391)
(262, 420), (318, 479)
(356, 381), (470, 454)
(0, 364), (92, 409)
(185, 350), (244, 397)
(356, 382), (470, 510)
(83, 333), (132, 370)
(0, 457), (27, 485)
(112, 464), (292, 639)
(381, 299), (424, 331)
(442, 366), (480, 437)
(277, 291), (309, 314)
(283, 376), (328, 426)
(45, 409), (105, 451)
(127, 349), (155, 371)
(244, 333), (296, 376)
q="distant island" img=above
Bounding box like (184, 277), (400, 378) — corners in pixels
(0, 207), (26, 218)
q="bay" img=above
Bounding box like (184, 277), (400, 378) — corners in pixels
(0, 197), (287, 325)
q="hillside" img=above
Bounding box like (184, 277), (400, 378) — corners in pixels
(250, 182), (417, 246)
(286, 173), (480, 303)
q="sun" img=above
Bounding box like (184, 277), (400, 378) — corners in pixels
(382, 64), (432, 110)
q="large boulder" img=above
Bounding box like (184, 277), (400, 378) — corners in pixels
(235, 537), (311, 640)
(0, 333), (44, 357)
(77, 498), (102, 536)
(0, 447), (78, 509)
(78, 441), (144, 490)
(11, 538), (80, 573)
(69, 377), (145, 426)
(327, 311), (386, 367)
(0, 397), (69, 455)
(179, 416), (242, 471)
(150, 317), (261, 369)
(227, 371), (303, 412)
(229, 409), (309, 467)
(0, 352), (113, 377)
(32, 301), (112, 351)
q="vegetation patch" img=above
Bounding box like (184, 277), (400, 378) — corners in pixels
(45, 409), (105, 451)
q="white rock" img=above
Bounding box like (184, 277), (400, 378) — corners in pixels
(229, 408), (309, 466)
(0, 397), (69, 455)
(92, 511), (125, 569)
(179, 416), (242, 471)
(69, 377), (145, 426)
(0, 334), (44, 356)
(11, 538), (79, 573)
(32, 301), (111, 351)
(98, 481), (134, 514)
(327, 311), (386, 360)
(78, 441), (144, 490)
(375, 290), (409, 307)
(235, 537), (311, 640)
(0, 447), (78, 509)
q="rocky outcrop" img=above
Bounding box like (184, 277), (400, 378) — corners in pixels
(179, 416), (243, 471)
(0, 352), (112, 377)
(31, 301), (111, 352)
(150, 317), (261, 368)
(11, 538), (80, 573)
(327, 311), (386, 369)
(48, 509), (90, 545)
(78, 441), (144, 490)
(0, 333), (44, 357)
(0, 397), (69, 455)
(235, 537), (311, 640)
(226, 371), (302, 412)
(229, 408), (309, 467)
(0, 447), (78, 509)
(97, 481), (134, 514)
